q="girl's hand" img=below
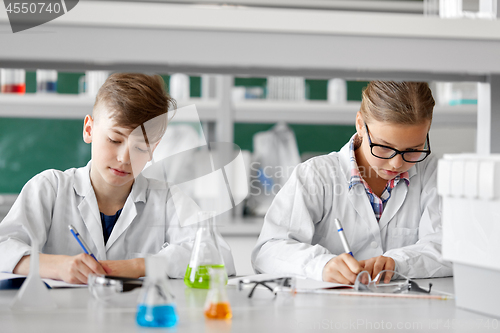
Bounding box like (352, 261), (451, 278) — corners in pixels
(322, 253), (363, 284)
(358, 256), (395, 283)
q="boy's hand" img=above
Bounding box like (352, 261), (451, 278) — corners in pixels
(322, 253), (363, 284)
(358, 256), (395, 283)
(99, 258), (145, 279)
(14, 253), (110, 285)
(57, 253), (110, 284)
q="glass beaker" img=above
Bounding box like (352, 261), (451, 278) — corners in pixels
(184, 211), (226, 289)
(204, 267), (232, 320)
(136, 256), (178, 328)
(327, 78), (347, 104)
(169, 73), (190, 101)
(36, 70), (57, 93)
(78, 71), (109, 96)
(1, 69), (26, 94)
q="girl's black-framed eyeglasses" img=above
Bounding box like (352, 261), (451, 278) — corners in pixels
(364, 124), (431, 163)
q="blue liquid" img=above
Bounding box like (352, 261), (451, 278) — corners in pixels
(136, 304), (178, 328)
(37, 82), (57, 93)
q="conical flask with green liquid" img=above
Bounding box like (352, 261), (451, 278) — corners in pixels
(184, 211), (227, 289)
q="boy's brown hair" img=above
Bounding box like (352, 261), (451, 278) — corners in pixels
(360, 81), (435, 125)
(93, 73), (175, 142)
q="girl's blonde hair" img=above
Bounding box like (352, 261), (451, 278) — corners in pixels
(360, 81), (435, 125)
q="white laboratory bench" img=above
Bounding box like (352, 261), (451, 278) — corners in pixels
(1, 277), (498, 333)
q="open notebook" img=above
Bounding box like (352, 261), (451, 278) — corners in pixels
(0, 272), (86, 289)
(228, 274), (453, 300)
(228, 274), (353, 291)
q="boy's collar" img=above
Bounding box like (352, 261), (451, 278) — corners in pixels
(73, 161), (93, 197)
(130, 174), (147, 203)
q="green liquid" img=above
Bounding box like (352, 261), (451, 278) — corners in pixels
(184, 264), (226, 289)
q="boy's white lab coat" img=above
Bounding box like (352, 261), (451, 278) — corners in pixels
(251, 141), (453, 281)
(0, 162), (235, 277)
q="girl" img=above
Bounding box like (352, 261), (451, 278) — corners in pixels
(251, 81), (452, 284)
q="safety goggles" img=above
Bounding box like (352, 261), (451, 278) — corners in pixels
(238, 277), (296, 299)
(354, 270), (432, 294)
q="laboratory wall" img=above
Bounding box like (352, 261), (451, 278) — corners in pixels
(0, 73), (477, 195)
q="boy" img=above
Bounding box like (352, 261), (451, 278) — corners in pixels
(0, 73), (235, 284)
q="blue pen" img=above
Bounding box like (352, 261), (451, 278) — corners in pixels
(334, 218), (353, 257)
(68, 224), (99, 262)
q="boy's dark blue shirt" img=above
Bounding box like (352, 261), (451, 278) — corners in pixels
(100, 209), (123, 245)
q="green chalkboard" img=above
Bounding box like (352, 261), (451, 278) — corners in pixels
(0, 118), (91, 193)
(234, 123), (356, 156)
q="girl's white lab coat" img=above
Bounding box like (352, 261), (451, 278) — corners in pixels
(251, 141), (453, 281)
(0, 162), (235, 277)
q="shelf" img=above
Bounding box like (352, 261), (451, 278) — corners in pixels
(158, 0), (424, 14)
(0, 94), (477, 126)
(0, 94), (94, 119)
(432, 104), (478, 126)
(234, 100), (359, 125)
(0, 1), (498, 80)
(236, 101), (477, 126)
(0, 94), (219, 121)
(0, 1), (492, 147)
